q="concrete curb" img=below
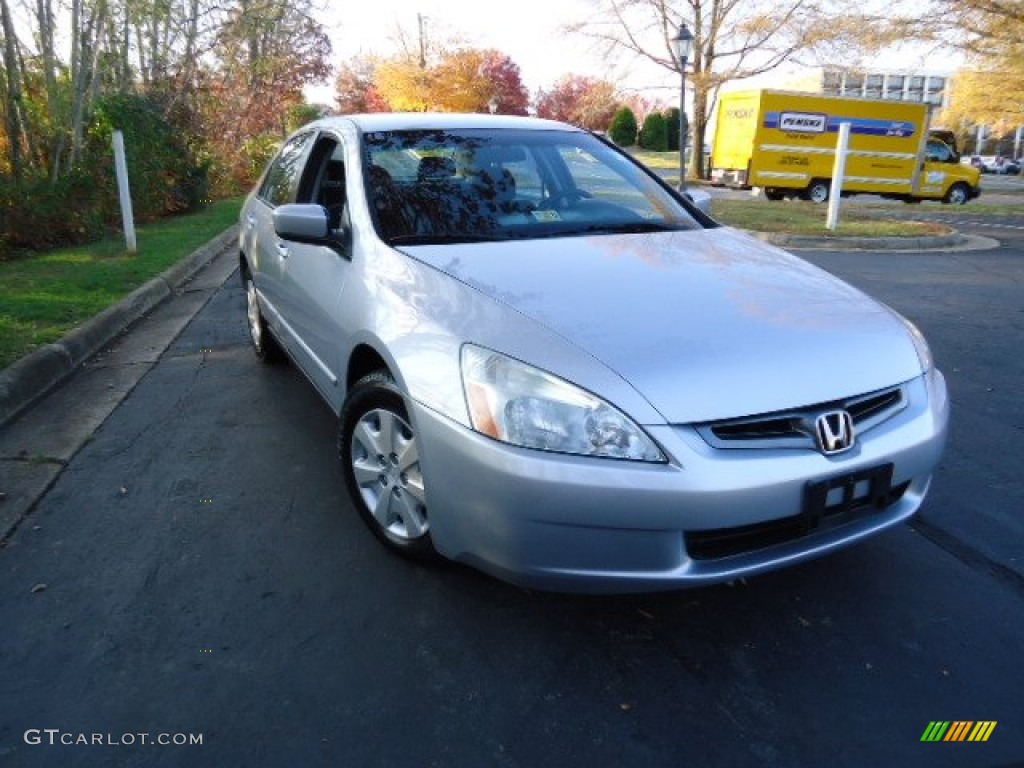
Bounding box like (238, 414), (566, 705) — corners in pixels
(0, 225), (239, 427)
(745, 230), (981, 252)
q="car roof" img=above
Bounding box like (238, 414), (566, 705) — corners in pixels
(306, 112), (583, 134)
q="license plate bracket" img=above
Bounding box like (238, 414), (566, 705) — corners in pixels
(803, 463), (894, 531)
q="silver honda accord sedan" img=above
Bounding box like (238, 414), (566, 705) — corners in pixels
(239, 113), (948, 593)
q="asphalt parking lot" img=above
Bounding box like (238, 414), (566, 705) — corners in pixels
(1, 217), (1021, 767)
(800, 226), (1024, 587)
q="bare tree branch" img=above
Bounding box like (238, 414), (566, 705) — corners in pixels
(570, 0), (834, 177)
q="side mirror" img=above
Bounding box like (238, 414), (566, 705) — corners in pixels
(683, 187), (713, 215)
(273, 203), (350, 255)
(273, 204), (331, 243)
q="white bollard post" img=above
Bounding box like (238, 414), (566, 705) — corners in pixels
(826, 122), (851, 232)
(112, 130), (137, 254)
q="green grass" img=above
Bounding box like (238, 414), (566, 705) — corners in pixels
(864, 201), (1024, 216)
(0, 198), (242, 369)
(626, 149), (1024, 218)
(626, 148), (682, 170)
(710, 199), (953, 238)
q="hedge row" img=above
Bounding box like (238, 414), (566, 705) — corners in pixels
(606, 106), (687, 151)
(1, 94), (209, 257)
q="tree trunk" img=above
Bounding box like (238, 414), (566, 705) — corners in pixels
(0, 0), (25, 180)
(181, 0), (200, 84)
(36, 0), (64, 178)
(689, 90), (708, 180)
(68, 0), (108, 170)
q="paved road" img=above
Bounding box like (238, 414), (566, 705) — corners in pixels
(799, 218), (1024, 587)
(681, 170), (1024, 204)
(1, 224), (1022, 767)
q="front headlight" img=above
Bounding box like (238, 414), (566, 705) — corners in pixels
(461, 345), (665, 462)
(881, 303), (935, 374)
(902, 317), (934, 372)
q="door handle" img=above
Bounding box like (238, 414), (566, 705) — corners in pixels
(276, 242), (290, 259)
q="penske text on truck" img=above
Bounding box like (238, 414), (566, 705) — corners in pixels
(710, 90), (981, 205)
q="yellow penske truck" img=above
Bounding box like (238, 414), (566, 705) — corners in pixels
(710, 89), (981, 204)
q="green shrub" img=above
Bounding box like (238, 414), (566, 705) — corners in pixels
(287, 103), (328, 133)
(89, 93), (208, 220)
(240, 133), (281, 185)
(0, 172), (107, 255)
(608, 107), (638, 147)
(204, 132), (279, 199)
(639, 112), (669, 151)
(0, 93), (213, 255)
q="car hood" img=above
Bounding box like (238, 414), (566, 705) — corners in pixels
(403, 228), (923, 424)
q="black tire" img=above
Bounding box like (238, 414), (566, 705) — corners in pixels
(339, 372), (436, 560)
(943, 182), (970, 206)
(764, 187), (785, 201)
(244, 271), (284, 363)
(804, 179), (830, 204)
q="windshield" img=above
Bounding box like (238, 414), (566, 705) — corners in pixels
(361, 128), (702, 245)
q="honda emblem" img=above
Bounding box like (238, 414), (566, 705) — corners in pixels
(815, 410), (855, 454)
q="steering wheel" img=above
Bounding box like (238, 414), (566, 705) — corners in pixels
(540, 188), (592, 210)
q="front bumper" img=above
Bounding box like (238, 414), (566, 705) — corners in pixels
(412, 370), (948, 593)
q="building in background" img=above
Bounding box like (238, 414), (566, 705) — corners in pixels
(779, 67), (951, 109)
(771, 67), (1016, 154)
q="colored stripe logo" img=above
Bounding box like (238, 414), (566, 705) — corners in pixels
(921, 721), (997, 742)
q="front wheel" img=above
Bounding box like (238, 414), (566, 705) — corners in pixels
(339, 372), (435, 560)
(244, 272), (284, 363)
(804, 179), (830, 204)
(943, 183), (970, 206)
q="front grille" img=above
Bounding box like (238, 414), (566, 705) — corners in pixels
(685, 480), (911, 560)
(710, 416), (803, 442)
(848, 388), (903, 424)
(698, 385), (907, 451)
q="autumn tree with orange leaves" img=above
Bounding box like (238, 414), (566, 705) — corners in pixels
(370, 48), (529, 115)
(535, 75), (621, 132)
(335, 58), (391, 114)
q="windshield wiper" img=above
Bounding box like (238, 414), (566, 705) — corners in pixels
(575, 221), (686, 235)
(386, 233), (513, 246)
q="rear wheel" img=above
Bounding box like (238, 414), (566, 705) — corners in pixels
(339, 372), (436, 560)
(943, 182), (970, 206)
(804, 179), (830, 204)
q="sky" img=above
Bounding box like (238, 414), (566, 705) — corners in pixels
(307, 0), (680, 105)
(308, 0), (960, 108)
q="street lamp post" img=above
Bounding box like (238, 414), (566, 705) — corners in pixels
(672, 23), (694, 192)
